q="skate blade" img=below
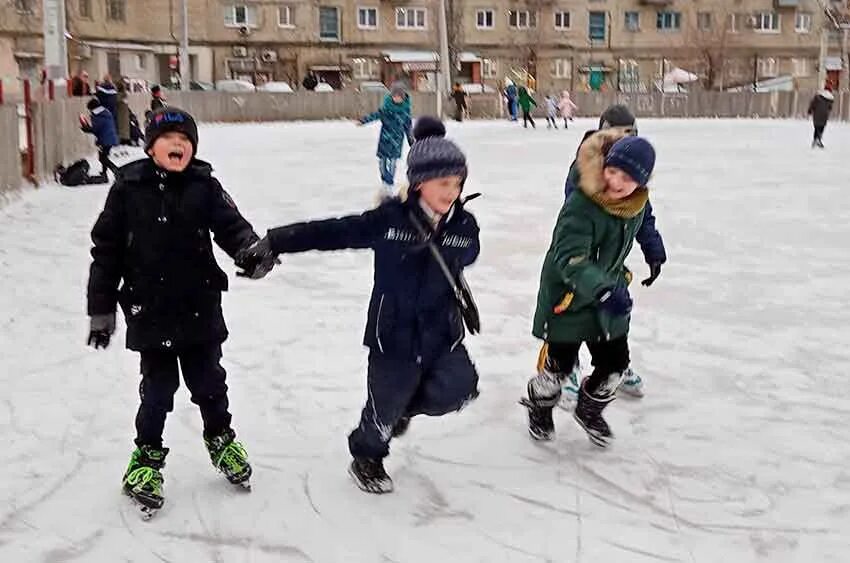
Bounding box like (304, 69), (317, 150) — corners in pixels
(347, 467), (394, 494)
(235, 480), (252, 491)
(123, 489), (162, 520)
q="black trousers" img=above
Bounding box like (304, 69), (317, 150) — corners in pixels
(135, 344), (232, 447)
(546, 336), (630, 396)
(523, 110), (535, 128)
(546, 116), (558, 128)
(814, 124), (826, 141)
(98, 146), (118, 176)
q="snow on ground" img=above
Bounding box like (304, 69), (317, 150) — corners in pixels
(1, 118), (849, 562)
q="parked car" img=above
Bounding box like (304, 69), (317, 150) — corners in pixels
(257, 81), (294, 93)
(358, 81), (389, 95)
(215, 80), (256, 92)
(314, 82), (334, 92)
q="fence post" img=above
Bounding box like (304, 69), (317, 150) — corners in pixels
(48, 80), (55, 101)
(23, 79), (36, 183)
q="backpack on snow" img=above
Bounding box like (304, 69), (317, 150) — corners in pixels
(55, 159), (91, 186)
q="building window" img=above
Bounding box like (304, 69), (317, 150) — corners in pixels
(482, 58), (498, 78)
(791, 57), (812, 77)
(135, 54), (147, 71)
(757, 57), (778, 77)
(753, 12), (780, 33)
(320, 6), (341, 40)
(79, 0), (92, 18)
(795, 12), (812, 33)
(697, 12), (712, 31)
(508, 10), (537, 29)
(279, 5), (295, 28)
(476, 9), (494, 29)
(15, 0), (34, 13)
(589, 11), (606, 41)
(106, 0), (126, 21)
(358, 7), (378, 29)
(225, 5), (258, 27)
(554, 11), (570, 30)
(656, 11), (681, 31)
(396, 7), (427, 30)
(553, 59), (572, 79)
(624, 11), (639, 32)
(352, 58), (380, 79)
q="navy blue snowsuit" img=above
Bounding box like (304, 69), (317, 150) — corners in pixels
(266, 193), (481, 460)
(81, 107), (119, 176)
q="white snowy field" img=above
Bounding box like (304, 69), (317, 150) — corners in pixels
(1, 117), (849, 563)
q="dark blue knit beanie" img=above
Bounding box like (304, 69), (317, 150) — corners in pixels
(407, 118), (467, 188)
(604, 136), (655, 187)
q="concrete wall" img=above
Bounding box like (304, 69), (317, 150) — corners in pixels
(0, 105), (22, 198)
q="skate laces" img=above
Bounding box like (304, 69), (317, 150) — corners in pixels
(215, 441), (248, 473)
(126, 466), (162, 493)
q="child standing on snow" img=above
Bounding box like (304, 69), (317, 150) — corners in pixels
(86, 108), (276, 517)
(359, 83), (414, 200)
(558, 91), (578, 129)
(523, 130), (656, 447)
(808, 89), (834, 148)
(80, 97), (119, 182)
(544, 95), (559, 129)
(518, 86), (537, 129)
(238, 117), (481, 494)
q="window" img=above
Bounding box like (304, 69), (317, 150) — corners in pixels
(358, 7), (378, 29)
(320, 6), (341, 39)
(624, 11), (639, 32)
(106, 0), (126, 21)
(795, 12), (812, 33)
(15, 0), (33, 13)
(791, 57), (812, 77)
(697, 12), (712, 31)
(79, 0), (92, 18)
(225, 5), (258, 27)
(727, 13), (746, 33)
(656, 11), (681, 31)
(396, 7), (427, 30)
(553, 59), (572, 79)
(136, 54), (147, 71)
(279, 5), (295, 28)
(753, 12), (780, 33)
(508, 10), (537, 29)
(589, 11), (606, 41)
(482, 58), (498, 78)
(476, 9), (494, 29)
(554, 11), (570, 30)
(352, 58), (380, 79)
(757, 57), (778, 77)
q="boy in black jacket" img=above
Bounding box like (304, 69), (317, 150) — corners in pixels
(86, 108), (275, 517)
(239, 117), (480, 494)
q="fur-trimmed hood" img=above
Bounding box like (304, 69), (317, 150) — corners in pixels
(575, 129), (649, 219)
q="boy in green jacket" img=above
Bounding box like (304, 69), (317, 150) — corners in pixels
(524, 130), (656, 447)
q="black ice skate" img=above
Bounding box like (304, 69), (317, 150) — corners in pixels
(520, 369), (562, 441)
(204, 429), (253, 490)
(520, 398), (555, 441)
(122, 445), (168, 520)
(573, 381), (616, 448)
(349, 457), (394, 494)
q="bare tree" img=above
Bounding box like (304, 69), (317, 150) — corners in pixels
(680, 8), (735, 90)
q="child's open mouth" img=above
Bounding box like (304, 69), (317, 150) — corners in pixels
(167, 150), (184, 163)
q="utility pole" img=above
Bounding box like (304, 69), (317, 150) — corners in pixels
(818, 24), (829, 89)
(438, 0), (451, 116)
(179, 0), (190, 91)
(42, 0), (68, 80)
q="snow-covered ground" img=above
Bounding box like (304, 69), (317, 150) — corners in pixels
(1, 118), (849, 562)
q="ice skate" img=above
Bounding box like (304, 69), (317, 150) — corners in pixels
(122, 445), (168, 520)
(349, 457), (394, 494)
(617, 366), (644, 398)
(573, 380), (617, 448)
(205, 429), (253, 490)
(520, 370), (561, 441)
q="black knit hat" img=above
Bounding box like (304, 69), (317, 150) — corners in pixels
(407, 117), (467, 188)
(412, 116), (446, 141)
(86, 97), (101, 111)
(599, 104), (637, 132)
(145, 108), (198, 155)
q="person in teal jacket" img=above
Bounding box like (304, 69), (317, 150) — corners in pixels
(359, 83), (414, 199)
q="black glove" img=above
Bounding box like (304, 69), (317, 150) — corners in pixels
(235, 236), (277, 279)
(641, 262), (662, 287)
(87, 313), (116, 349)
(598, 287), (633, 317)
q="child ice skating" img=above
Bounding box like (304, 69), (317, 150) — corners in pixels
(80, 97), (119, 182)
(808, 89), (834, 148)
(544, 95), (559, 129)
(523, 131), (656, 446)
(359, 83), (414, 200)
(238, 117), (480, 494)
(518, 86), (537, 129)
(86, 108), (275, 518)
(558, 91), (578, 129)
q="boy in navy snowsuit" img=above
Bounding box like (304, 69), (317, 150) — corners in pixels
(359, 83), (414, 200)
(239, 117), (480, 494)
(80, 97), (119, 181)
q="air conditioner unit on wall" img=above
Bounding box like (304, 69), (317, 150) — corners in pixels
(233, 46), (248, 58)
(261, 50), (278, 63)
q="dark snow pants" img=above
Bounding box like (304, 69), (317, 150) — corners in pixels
(814, 124), (826, 142)
(547, 336), (630, 397)
(348, 345), (479, 460)
(98, 146), (118, 176)
(523, 110), (535, 128)
(134, 344), (232, 447)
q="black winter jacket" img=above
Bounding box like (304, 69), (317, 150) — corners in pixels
(808, 93), (833, 127)
(267, 194), (480, 366)
(87, 158), (257, 351)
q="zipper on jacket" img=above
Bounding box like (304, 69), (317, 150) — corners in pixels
(375, 294), (385, 353)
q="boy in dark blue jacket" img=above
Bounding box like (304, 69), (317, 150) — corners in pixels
(239, 118), (480, 494)
(553, 104), (666, 403)
(80, 97), (119, 182)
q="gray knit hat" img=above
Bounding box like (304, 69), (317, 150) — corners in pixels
(406, 118), (467, 188)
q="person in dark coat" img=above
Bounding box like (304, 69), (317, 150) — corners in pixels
(237, 118), (480, 494)
(359, 82), (414, 199)
(80, 98), (119, 181)
(554, 104), (665, 402)
(96, 75), (118, 120)
(86, 108), (274, 511)
(71, 70), (91, 97)
(150, 85), (167, 112)
(451, 82), (468, 122)
(808, 89), (834, 148)
(302, 72), (319, 91)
